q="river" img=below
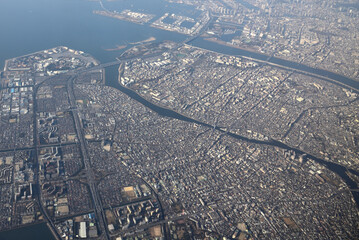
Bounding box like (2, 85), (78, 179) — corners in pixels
(0, 223), (55, 240)
(105, 67), (359, 210)
(188, 38), (359, 92)
(0, 0), (359, 238)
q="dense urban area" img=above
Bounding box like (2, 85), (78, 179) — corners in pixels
(0, 0), (359, 239)
(95, 0), (359, 82)
(164, 0), (359, 82)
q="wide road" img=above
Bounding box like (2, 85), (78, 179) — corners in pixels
(32, 83), (62, 240)
(67, 75), (110, 240)
(74, 50), (172, 75)
(112, 214), (189, 237)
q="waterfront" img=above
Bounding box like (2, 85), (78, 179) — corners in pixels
(105, 66), (359, 209)
(0, 0), (187, 71)
(1, 0), (358, 91)
(0, 0), (359, 239)
(1, 44), (356, 239)
(189, 38), (359, 92)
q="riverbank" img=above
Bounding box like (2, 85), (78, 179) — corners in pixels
(202, 37), (359, 88)
(192, 42), (359, 93)
(103, 54), (359, 209)
(189, 38), (359, 92)
(112, 64), (207, 126)
(110, 77), (359, 208)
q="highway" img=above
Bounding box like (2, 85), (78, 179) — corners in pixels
(32, 83), (62, 240)
(73, 52), (167, 77)
(67, 75), (110, 240)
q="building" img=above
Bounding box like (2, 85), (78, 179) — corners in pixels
(79, 222), (87, 239)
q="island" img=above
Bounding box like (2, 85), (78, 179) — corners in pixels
(0, 43), (358, 239)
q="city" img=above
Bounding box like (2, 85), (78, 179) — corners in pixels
(0, 40), (358, 239)
(0, 0), (359, 239)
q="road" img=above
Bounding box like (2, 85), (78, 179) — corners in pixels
(112, 214), (188, 237)
(32, 83), (62, 240)
(183, 11), (214, 45)
(67, 75), (110, 240)
(74, 50), (172, 75)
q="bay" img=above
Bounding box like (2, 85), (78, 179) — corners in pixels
(0, 0), (188, 70)
(0, 0), (187, 239)
(1, 0), (359, 239)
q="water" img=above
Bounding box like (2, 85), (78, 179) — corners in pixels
(1, 0), (359, 238)
(107, 69), (359, 209)
(0, 0), (188, 70)
(1, 0), (357, 91)
(0, 0), (188, 238)
(189, 38), (359, 91)
(0, 223), (56, 240)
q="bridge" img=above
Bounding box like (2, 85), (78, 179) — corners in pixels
(74, 49), (173, 75)
(183, 12), (215, 45)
